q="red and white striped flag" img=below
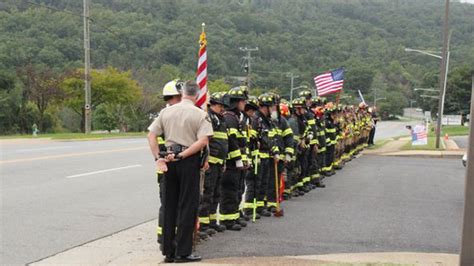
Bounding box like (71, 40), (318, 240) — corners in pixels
(314, 68), (345, 96)
(195, 23), (208, 108)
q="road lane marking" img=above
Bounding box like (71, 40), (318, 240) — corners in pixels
(15, 146), (73, 153)
(0, 146), (147, 165)
(66, 164), (142, 178)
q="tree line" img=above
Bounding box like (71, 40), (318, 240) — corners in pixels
(0, 0), (473, 134)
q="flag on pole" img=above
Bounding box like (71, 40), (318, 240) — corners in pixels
(195, 23), (208, 109)
(314, 68), (345, 96)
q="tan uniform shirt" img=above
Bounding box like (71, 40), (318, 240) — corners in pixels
(148, 98), (213, 147)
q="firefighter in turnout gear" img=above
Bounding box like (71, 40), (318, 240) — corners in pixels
(245, 93), (277, 218)
(267, 93), (293, 212)
(198, 92), (228, 235)
(298, 90), (323, 189)
(220, 86), (248, 231)
(323, 103), (337, 176)
(243, 96), (262, 220)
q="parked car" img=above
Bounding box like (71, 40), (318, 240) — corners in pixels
(463, 153), (467, 167)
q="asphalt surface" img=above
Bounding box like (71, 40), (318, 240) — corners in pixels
(0, 121), (455, 265)
(0, 138), (157, 265)
(452, 136), (469, 149)
(198, 155), (465, 258)
(372, 121), (410, 140)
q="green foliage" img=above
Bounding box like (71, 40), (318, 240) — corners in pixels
(61, 67), (142, 131)
(1, 0), (474, 133)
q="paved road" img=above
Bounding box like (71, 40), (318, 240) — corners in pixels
(0, 121), (449, 265)
(373, 121), (411, 141)
(198, 155), (465, 258)
(452, 136), (469, 149)
(1, 138), (158, 265)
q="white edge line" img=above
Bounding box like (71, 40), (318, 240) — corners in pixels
(66, 164), (142, 178)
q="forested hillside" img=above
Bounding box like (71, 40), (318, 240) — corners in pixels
(1, 0), (473, 133)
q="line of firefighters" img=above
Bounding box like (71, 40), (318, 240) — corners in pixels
(156, 82), (375, 243)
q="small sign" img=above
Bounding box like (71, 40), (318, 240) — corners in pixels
(412, 124), (428, 146)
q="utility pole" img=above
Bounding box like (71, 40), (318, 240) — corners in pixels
(460, 75), (474, 266)
(83, 0), (92, 134)
(240, 47), (258, 90)
(435, 0), (449, 149)
(287, 72), (299, 101)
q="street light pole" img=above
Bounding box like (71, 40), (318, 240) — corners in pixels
(287, 72), (299, 101)
(435, 0), (450, 149)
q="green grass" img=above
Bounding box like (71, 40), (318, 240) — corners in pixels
(0, 132), (146, 140)
(367, 139), (391, 150)
(441, 125), (470, 136)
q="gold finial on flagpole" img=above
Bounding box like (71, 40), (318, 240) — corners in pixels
(202, 22), (205, 32)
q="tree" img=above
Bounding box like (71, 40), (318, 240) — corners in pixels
(16, 64), (66, 131)
(61, 67), (142, 131)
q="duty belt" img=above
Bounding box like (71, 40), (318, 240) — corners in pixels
(166, 144), (188, 153)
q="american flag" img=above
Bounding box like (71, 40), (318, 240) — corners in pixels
(195, 23), (207, 108)
(314, 68), (345, 96)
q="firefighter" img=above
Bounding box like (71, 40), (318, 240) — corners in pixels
(323, 102), (337, 176)
(198, 92), (228, 235)
(312, 97), (327, 187)
(279, 101), (296, 200)
(220, 86), (248, 231)
(248, 93), (277, 217)
(267, 93), (293, 211)
(288, 97), (309, 196)
(298, 90), (319, 190)
(156, 79), (183, 245)
(243, 96), (263, 220)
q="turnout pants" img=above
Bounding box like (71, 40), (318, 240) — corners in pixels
(266, 160), (284, 208)
(198, 163), (223, 228)
(162, 154), (200, 257)
(220, 167), (242, 224)
(325, 144), (335, 172)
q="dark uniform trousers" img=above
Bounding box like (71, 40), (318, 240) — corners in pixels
(157, 172), (165, 243)
(257, 157), (271, 211)
(325, 144), (335, 171)
(198, 163), (222, 227)
(244, 163), (261, 212)
(162, 154), (200, 257)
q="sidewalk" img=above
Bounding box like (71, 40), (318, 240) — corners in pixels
(30, 220), (459, 266)
(363, 137), (465, 158)
(31, 218), (459, 265)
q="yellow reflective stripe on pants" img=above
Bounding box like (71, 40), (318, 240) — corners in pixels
(267, 202), (277, 207)
(208, 156), (224, 164)
(157, 226), (162, 235)
(296, 182), (304, 187)
(199, 217), (210, 224)
(311, 174), (320, 180)
(210, 213), (218, 221)
(219, 213), (240, 221)
(285, 147), (294, 155)
(302, 176), (311, 183)
(256, 201), (265, 207)
(259, 152), (270, 158)
(243, 202), (255, 208)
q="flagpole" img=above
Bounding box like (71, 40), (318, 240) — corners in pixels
(335, 91), (342, 107)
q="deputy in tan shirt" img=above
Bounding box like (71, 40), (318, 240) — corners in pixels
(147, 81), (213, 263)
